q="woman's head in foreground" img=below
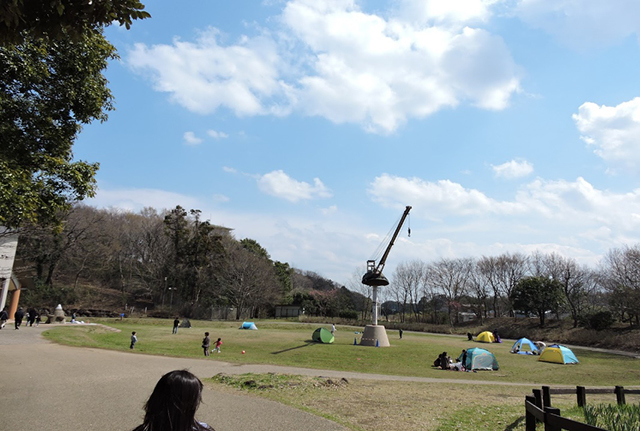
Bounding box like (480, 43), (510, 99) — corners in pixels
(140, 369), (205, 431)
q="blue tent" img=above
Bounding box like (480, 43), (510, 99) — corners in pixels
(458, 347), (499, 371)
(511, 337), (540, 355)
(240, 322), (258, 330)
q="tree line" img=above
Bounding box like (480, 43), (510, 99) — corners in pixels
(383, 247), (640, 328)
(14, 204), (640, 328)
(15, 204), (364, 319)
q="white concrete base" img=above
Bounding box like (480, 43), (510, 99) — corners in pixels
(359, 324), (390, 347)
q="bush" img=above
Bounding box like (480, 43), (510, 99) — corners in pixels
(584, 404), (640, 430)
(20, 281), (79, 308)
(581, 311), (615, 331)
(338, 310), (358, 320)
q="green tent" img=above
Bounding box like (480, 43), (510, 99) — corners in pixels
(458, 347), (499, 371)
(312, 327), (335, 344)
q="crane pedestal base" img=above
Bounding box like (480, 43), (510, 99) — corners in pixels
(359, 325), (390, 347)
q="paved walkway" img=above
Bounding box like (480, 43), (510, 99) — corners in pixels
(0, 325), (346, 431)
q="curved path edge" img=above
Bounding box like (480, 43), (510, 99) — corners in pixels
(0, 326), (345, 431)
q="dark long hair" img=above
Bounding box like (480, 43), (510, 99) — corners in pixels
(134, 370), (212, 431)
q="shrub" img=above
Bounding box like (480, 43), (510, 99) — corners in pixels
(338, 310), (358, 320)
(584, 404), (640, 430)
(581, 311), (615, 330)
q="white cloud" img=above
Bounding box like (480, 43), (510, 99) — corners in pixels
(369, 174), (640, 233)
(573, 98), (640, 173)
(368, 174), (524, 216)
(222, 166), (238, 174)
(515, 0), (640, 49)
(396, 0), (498, 26)
(257, 170), (332, 202)
(321, 205), (338, 215)
(207, 129), (229, 139)
(183, 131), (203, 146)
(283, 0), (520, 132)
(212, 194), (230, 203)
(128, 29), (285, 116)
(127, 0), (520, 133)
(492, 159), (534, 179)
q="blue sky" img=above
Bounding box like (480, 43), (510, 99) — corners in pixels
(76, 0), (640, 285)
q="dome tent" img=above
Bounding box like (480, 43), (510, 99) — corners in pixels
(477, 331), (495, 343)
(538, 344), (579, 364)
(458, 347), (499, 371)
(312, 327), (334, 344)
(511, 337), (540, 355)
(240, 322), (258, 330)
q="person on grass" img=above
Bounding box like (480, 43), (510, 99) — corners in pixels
(130, 331), (138, 349)
(212, 338), (222, 353)
(173, 318), (180, 334)
(202, 332), (210, 357)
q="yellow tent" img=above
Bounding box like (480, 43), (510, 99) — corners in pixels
(538, 344), (579, 364)
(477, 331), (495, 343)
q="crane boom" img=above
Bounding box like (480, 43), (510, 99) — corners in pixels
(362, 205), (411, 286)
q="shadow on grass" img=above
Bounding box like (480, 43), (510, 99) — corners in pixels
(271, 340), (316, 355)
(504, 416), (525, 431)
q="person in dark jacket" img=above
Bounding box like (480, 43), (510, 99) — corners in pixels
(202, 332), (210, 357)
(14, 307), (25, 330)
(173, 318), (180, 334)
(27, 308), (37, 326)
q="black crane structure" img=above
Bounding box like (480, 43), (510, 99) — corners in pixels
(361, 205), (412, 287)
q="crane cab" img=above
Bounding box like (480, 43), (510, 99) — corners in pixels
(361, 259), (390, 286)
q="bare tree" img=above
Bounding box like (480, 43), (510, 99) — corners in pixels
(217, 239), (279, 320)
(544, 252), (595, 327)
(346, 266), (371, 321)
(477, 252), (528, 317)
(427, 257), (474, 325)
(468, 260), (489, 322)
(392, 260), (426, 322)
(599, 245), (640, 325)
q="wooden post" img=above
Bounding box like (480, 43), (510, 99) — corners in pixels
(525, 395), (537, 431)
(576, 386), (586, 407)
(544, 407), (561, 431)
(542, 386), (551, 407)
(533, 389), (543, 409)
(615, 386), (626, 405)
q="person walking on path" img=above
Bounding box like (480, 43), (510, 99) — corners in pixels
(130, 331), (138, 349)
(27, 308), (37, 326)
(14, 307), (24, 330)
(173, 318), (180, 334)
(202, 332), (211, 357)
(212, 338), (222, 353)
(0, 308), (8, 329)
(399, 328), (403, 339)
(132, 369), (214, 431)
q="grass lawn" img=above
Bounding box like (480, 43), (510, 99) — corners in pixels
(43, 318), (640, 430)
(43, 318), (640, 387)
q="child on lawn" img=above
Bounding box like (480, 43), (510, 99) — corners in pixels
(130, 331), (138, 349)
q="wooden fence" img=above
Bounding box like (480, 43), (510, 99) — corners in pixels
(525, 385), (640, 431)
